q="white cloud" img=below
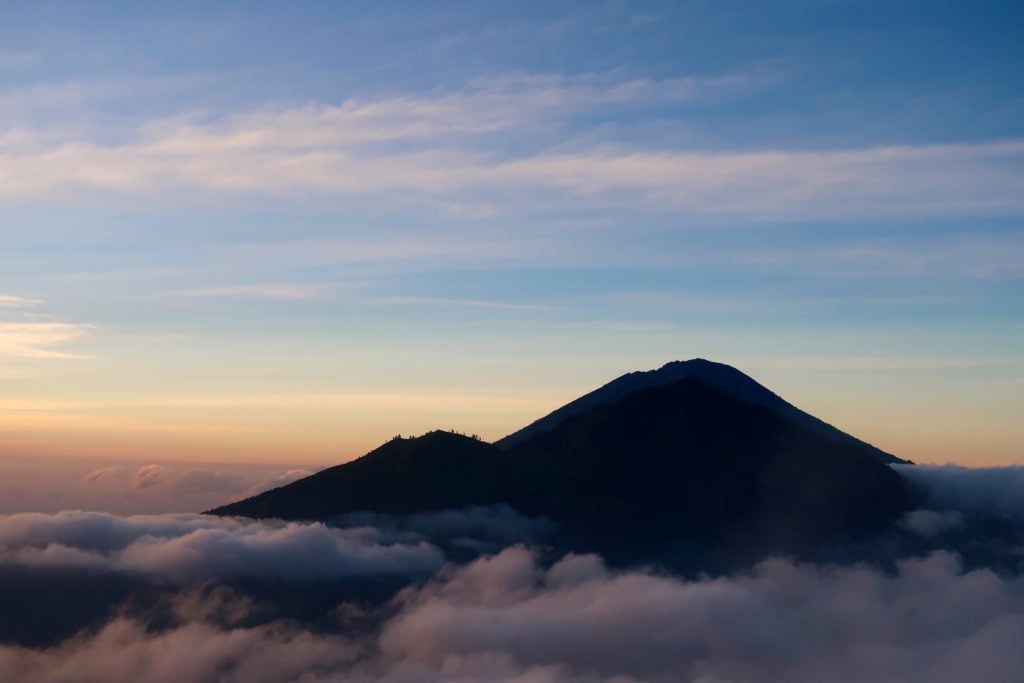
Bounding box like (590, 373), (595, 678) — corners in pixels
(170, 284), (338, 301)
(0, 295), (42, 308)
(132, 465), (171, 491)
(739, 235), (1024, 281)
(377, 547), (1024, 683)
(81, 467), (123, 486)
(2, 543), (1024, 682)
(374, 296), (557, 311)
(1, 75), (1020, 218)
(488, 141), (1024, 217)
(0, 616), (359, 683)
(0, 322), (92, 359)
(0, 511), (444, 581)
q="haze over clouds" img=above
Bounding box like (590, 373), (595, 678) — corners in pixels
(0, 460), (322, 515)
(894, 465), (1024, 520)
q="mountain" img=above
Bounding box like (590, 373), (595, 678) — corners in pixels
(496, 358), (909, 464)
(212, 365), (917, 568)
(500, 377), (914, 565)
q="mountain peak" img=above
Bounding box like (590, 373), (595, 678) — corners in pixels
(495, 359), (907, 464)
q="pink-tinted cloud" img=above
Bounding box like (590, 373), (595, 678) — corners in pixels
(81, 467), (123, 486)
(1, 544), (1024, 682)
(131, 465), (170, 490)
(0, 511), (444, 581)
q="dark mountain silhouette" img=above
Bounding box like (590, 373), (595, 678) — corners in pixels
(213, 430), (507, 521)
(501, 377), (914, 566)
(496, 358), (909, 464)
(212, 365), (917, 568)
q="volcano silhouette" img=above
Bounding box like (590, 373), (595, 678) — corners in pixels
(211, 361), (916, 566)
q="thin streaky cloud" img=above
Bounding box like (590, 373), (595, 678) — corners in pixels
(58, 267), (180, 283)
(738, 235), (1024, 281)
(171, 284), (337, 301)
(0, 322), (92, 360)
(0, 295), (42, 308)
(374, 296), (558, 312)
(0, 391), (559, 413)
(226, 235), (563, 271)
(732, 355), (1023, 372)
(0, 74), (1020, 217)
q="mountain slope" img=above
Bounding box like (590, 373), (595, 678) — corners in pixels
(495, 358), (908, 464)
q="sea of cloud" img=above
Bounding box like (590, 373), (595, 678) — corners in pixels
(0, 467), (1021, 682)
(0, 545), (1022, 683)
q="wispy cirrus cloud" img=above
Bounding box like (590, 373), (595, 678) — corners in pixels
(170, 284), (338, 301)
(0, 295), (42, 308)
(1, 74), (1020, 218)
(738, 234), (1024, 281)
(0, 322), (92, 359)
(372, 296), (557, 311)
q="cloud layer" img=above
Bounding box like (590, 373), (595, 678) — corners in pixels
(1, 544), (1023, 683)
(2, 75), (1021, 218)
(0, 511), (442, 581)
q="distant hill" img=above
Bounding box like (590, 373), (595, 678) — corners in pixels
(212, 366), (916, 567)
(496, 358), (909, 464)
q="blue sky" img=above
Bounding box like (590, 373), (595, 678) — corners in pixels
(0, 0), (1022, 475)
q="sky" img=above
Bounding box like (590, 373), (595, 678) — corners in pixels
(1, 0), (1023, 512)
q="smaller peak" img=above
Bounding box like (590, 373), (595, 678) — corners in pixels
(419, 429), (485, 443)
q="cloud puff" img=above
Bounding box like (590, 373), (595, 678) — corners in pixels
(0, 511), (443, 581)
(379, 547), (1024, 683)
(131, 465), (170, 490)
(2, 545), (1024, 683)
(0, 616), (359, 683)
(81, 467), (122, 486)
(894, 464), (1024, 520)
